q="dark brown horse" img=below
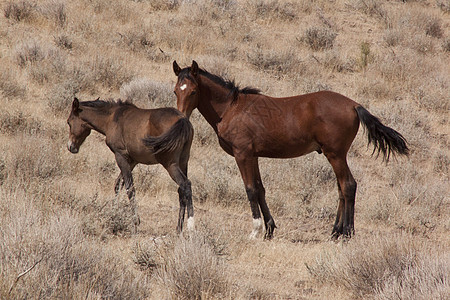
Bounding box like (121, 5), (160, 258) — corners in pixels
(67, 97), (194, 233)
(172, 60), (409, 239)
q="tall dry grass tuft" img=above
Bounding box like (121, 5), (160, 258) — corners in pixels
(247, 46), (301, 76)
(306, 235), (449, 299)
(120, 77), (174, 107)
(349, 0), (386, 19)
(0, 112), (42, 136)
(252, 0), (299, 21)
(0, 70), (26, 99)
(374, 252), (450, 300)
(302, 26), (337, 51)
(47, 79), (80, 113)
(156, 231), (231, 299)
(15, 39), (46, 67)
(3, 135), (63, 183)
(90, 55), (135, 90)
(3, 0), (35, 22)
(0, 189), (150, 299)
(39, 1), (67, 28)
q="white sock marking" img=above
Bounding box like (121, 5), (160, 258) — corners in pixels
(249, 218), (263, 239)
(187, 217), (195, 231)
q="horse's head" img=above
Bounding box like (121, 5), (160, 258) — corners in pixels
(173, 60), (199, 118)
(66, 98), (91, 154)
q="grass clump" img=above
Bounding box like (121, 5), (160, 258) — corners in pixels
(351, 0), (386, 18)
(0, 112), (42, 135)
(3, 0), (35, 22)
(0, 70), (26, 99)
(253, 0), (298, 21)
(0, 191), (150, 299)
(303, 26), (337, 51)
(247, 46), (300, 75)
(306, 235), (448, 299)
(15, 40), (46, 67)
(90, 55), (134, 90)
(120, 77), (173, 107)
(47, 79), (80, 113)
(3, 136), (63, 182)
(156, 232), (230, 299)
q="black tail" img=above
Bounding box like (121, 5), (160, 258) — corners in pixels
(355, 106), (409, 161)
(142, 118), (193, 154)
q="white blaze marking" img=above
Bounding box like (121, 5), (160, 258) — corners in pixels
(187, 217), (195, 231)
(249, 218), (263, 239)
(180, 84), (187, 91)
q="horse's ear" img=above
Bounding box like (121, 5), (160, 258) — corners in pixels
(191, 60), (199, 77)
(72, 97), (80, 115)
(173, 60), (181, 76)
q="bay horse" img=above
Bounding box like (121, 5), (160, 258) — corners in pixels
(172, 60), (409, 240)
(66, 97), (194, 233)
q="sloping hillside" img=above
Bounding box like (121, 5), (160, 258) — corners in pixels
(0, 1), (448, 299)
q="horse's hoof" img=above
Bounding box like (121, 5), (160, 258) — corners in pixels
(263, 218), (276, 240)
(134, 214), (141, 226)
(264, 232), (273, 240)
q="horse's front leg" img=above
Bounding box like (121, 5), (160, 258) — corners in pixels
(253, 160), (276, 239)
(235, 154), (266, 239)
(114, 153), (140, 233)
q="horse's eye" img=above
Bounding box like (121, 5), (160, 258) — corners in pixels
(173, 91), (176, 95)
(191, 90), (197, 96)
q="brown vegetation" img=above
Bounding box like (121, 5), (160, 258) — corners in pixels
(0, 0), (448, 298)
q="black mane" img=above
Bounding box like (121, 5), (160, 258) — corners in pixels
(80, 99), (136, 121)
(80, 99), (135, 110)
(179, 67), (261, 102)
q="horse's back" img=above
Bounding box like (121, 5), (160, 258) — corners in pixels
(117, 106), (183, 136)
(220, 91), (361, 158)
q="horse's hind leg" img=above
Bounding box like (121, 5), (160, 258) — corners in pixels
(114, 154), (140, 232)
(326, 154), (356, 238)
(180, 154), (194, 231)
(114, 172), (124, 195)
(331, 183), (344, 239)
(166, 163), (192, 233)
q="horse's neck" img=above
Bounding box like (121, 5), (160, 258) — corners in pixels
(80, 108), (112, 136)
(197, 77), (233, 132)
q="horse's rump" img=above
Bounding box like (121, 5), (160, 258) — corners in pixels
(142, 117), (193, 154)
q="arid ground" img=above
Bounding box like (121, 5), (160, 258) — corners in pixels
(0, 0), (449, 299)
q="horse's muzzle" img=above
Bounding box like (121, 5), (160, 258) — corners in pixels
(67, 141), (78, 154)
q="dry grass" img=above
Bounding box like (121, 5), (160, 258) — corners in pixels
(302, 26), (337, 51)
(306, 235), (449, 299)
(155, 231), (231, 299)
(0, 189), (150, 299)
(0, 0), (448, 299)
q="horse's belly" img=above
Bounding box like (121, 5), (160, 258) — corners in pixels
(254, 138), (320, 158)
(128, 149), (159, 165)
